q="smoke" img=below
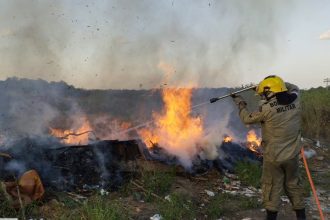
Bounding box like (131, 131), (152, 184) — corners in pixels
(320, 30), (330, 40)
(192, 88), (240, 161)
(89, 115), (133, 141)
(0, 0), (293, 89)
(0, 78), (91, 141)
(0, 1), (69, 81)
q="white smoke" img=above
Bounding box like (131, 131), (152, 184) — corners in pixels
(0, 0), (294, 89)
(319, 30), (330, 40)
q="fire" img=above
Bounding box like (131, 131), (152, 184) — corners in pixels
(223, 135), (233, 143)
(138, 87), (204, 167)
(246, 129), (262, 154)
(50, 118), (93, 145)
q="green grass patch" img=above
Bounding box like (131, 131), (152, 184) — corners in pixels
(80, 196), (130, 220)
(158, 193), (196, 220)
(301, 87), (330, 141)
(0, 185), (17, 218)
(0, 183), (42, 219)
(235, 161), (262, 188)
(141, 169), (176, 201)
(206, 193), (261, 219)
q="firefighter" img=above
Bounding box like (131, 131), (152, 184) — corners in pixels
(231, 75), (306, 220)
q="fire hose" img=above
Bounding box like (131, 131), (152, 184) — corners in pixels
(209, 85), (257, 103)
(301, 147), (325, 220)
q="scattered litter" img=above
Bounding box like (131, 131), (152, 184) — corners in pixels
(312, 215), (319, 220)
(304, 149), (317, 159)
(223, 176), (230, 184)
(224, 172), (237, 179)
(223, 190), (238, 196)
(281, 196), (290, 203)
(221, 185), (259, 198)
(260, 209), (266, 212)
(205, 190), (215, 197)
(150, 214), (163, 220)
(164, 195), (171, 201)
(133, 192), (143, 201)
(100, 188), (109, 196)
(242, 218), (252, 220)
(316, 156), (324, 161)
(323, 207), (330, 213)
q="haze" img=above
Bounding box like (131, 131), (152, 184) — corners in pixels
(0, 0), (329, 89)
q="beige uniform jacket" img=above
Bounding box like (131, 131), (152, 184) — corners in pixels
(238, 83), (301, 162)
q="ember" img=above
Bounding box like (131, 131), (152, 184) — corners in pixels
(49, 118), (93, 145)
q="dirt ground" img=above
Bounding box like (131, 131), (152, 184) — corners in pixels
(2, 142), (329, 220)
(115, 142), (330, 220)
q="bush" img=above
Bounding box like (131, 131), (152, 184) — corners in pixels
(301, 87), (330, 141)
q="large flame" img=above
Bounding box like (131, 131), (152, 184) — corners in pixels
(50, 118), (93, 145)
(246, 129), (262, 154)
(138, 87), (204, 167)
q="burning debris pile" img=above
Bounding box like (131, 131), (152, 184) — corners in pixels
(138, 88), (204, 168)
(0, 79), (264, 209)
(0, 137), (148, 192)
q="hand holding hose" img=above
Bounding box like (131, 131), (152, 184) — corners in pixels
(231, 94), (247, 110)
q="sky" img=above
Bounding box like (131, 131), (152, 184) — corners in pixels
(0, 0), (329, 89)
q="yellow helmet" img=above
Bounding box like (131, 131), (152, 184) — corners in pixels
(256, 75), (287, 95)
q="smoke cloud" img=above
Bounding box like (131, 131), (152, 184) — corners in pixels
(0, 0), (293, 89)
(320, 30), (330, 40)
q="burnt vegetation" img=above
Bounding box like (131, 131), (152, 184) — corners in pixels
(0, 78), (329, 219)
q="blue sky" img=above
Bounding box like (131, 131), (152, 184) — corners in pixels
(0, 0), (329, 89)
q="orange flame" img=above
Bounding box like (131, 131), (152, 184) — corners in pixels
(223, 135), (233, 143)
(50, 118), (93, 145)
(138, 87), (204, 166)
(246, 129), (262, 154)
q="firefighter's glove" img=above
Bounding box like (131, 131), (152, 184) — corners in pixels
(231, 95), (247, 110)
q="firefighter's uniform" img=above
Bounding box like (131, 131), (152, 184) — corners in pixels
(235, 82), (305, 212)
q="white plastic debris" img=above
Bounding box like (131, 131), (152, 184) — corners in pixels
(205, 190), (215, 197)
(242, 218), (252, 220)
(100, 188), (109, 196)
(164, 195), (171, 202)
(281, 196), (290, 203)
(316, 156), (324, 161)
(150, 214), (163, 220)
(304, 149), (317, 159)
(222, 190), (238, 196)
